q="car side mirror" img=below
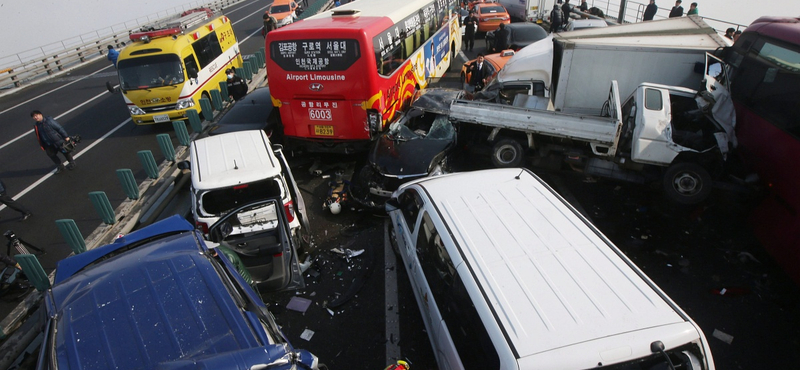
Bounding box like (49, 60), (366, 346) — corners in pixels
(177, 160), (191, 170)
(106, 81), (119, 94)
(208, 222), (233, 243)
(385, 198), (400, 211)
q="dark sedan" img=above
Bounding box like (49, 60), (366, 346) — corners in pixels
(485, 22), (548, 53)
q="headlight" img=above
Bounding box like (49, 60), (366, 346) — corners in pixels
(129, 106), (146, 115)
(176, 98), (195, 110)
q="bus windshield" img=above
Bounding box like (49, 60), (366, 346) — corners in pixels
(118, 54), (185, 90)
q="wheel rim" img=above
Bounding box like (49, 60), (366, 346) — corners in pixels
(496, 144), (518, 165)
(672, 172), (702, 195)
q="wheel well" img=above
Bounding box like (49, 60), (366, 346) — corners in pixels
(492, 130), (529, 147)
(671, 151), (724, 178)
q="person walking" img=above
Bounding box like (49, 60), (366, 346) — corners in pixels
(643, 0), (658, 21)
(668, 0), (684, 17)
(469, 54), (491, 92)
(0, 179), (31, 221)
(687, 2), (698, 15)
(549, 4), (564, 33)
(493, 23), (510, 52)
(463, 11), (478, 51)
(226, 68), (248, 101)
(106, 45), (119, 68)
(32, 110), (75, 174)
(262, 10), (277, 37)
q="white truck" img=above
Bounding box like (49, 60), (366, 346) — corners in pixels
(493, 16), (731, 114)
(497, 0), (548, 22)
(452, 78), (735, 204)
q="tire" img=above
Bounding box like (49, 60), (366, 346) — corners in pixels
(662, 162), (712, 205)
(491, 138), (524, 168)
(200, 92), (212, 121)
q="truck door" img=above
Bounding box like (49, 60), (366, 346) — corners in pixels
(630, 86), (679, 165)
(703, 52), (736, 149)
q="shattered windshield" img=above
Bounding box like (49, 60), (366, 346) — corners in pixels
(388, 114), (454, 141)
(118, 54), (185, 90)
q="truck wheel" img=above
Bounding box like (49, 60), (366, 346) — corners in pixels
(491, 139), (524, 168)
(662, 162), (712, 205)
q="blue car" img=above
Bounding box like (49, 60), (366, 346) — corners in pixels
(37, 215), (320, 370)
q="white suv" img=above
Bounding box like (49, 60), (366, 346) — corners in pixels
(188, 130), (306, 237)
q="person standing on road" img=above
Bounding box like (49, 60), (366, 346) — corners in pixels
(687, 2), (698, 15)
(226, 68), (248, 101)
(464, 11), (478, 51)
(263, 10), (277, 37)
(668, 0), (684, 17)
(0, 179), (31, 221)
(643, 0), (658, 21)
(562, 0), (572, 22)
(469, 53), (491, 91)
(549, 4), (564, 33)
(493, 23), (510, 52)
(31, 110), (75, 174)
(106, 45), (119, 68)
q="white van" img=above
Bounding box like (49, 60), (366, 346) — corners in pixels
(386, 168), (715, 370)
(189, 130), (305, 236)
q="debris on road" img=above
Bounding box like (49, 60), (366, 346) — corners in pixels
(287, 296), (312, 313)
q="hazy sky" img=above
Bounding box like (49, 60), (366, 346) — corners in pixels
(1, 0), (798, 57)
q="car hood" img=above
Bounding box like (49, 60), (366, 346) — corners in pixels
(370, 135), (451, 178)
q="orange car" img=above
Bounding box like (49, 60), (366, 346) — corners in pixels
(460, 49), (515, 85)
(473, 2), (510, 32)
(270, 0), (301, 28)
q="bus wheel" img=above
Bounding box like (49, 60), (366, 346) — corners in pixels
(491, 138), (524, 168)
(662, 162), (712, 205)
(200, 92), (212, 121)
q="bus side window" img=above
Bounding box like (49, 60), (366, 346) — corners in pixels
(193, 32), (223, 68)
(184, 54), (200, 79)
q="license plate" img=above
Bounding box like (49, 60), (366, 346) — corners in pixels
(153, 114), (170, 123)
(309, 108), (332, 121)
(314, 125), (334, 136)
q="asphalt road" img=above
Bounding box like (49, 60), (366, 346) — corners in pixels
(2, 11), (800, 370)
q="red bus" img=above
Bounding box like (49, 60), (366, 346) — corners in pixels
(266, 0), (462, 153)
(724, 17), (800, 284)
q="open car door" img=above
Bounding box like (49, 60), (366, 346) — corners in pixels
(208, 198), (305, 292)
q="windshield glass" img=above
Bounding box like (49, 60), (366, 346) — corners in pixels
(389, 113), (454, 141)
(480, 6), (506, 14)
(118, 54), (185, 90)
(514, 26), (547, 42)
(271, 4), (291, 13)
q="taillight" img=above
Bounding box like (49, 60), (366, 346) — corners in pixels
(284, 200), (295, 223)
(367, 109), (381, 137)
(196, 221), (209, 234)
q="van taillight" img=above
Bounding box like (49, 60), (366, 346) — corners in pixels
(233, 184), (249, 190)
(196, 221), (209, 234)
(284, 201), (295, 223)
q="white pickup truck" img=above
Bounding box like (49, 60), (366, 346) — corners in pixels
(451, 79), (735, 204)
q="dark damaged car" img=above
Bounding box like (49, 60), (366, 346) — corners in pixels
(351, 89), (462, 209)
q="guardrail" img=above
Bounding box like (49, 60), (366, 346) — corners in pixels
(0, 0), (245, 92)
(575, 0), (746, 33)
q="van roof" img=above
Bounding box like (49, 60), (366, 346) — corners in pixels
(190, 130), (281, 190)
(413, 168), (694, 363)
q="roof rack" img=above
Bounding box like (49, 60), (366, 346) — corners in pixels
(129, 8), (216, 43)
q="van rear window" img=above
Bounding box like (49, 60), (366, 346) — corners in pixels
(201, 178), (283, 215)
(270, 39), (360, 71)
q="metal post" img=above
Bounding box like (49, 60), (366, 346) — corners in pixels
(199, 98), (214, 121)
(156, 134), (176, 162)
(137, 150), (159, 179)
(219, 81), (230, 102)
(617, 0), (627, 24)
(210, 89), (224, 111)
(116, 169), (140, 200)
(14, 254), (50, 292)
(186, 109), (203, 133)
(172, 121), (191, 146)
(89, 191), (116, 225)
(56, 219), (86, 254)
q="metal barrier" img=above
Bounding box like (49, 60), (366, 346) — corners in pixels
(0, 0), (245, 91)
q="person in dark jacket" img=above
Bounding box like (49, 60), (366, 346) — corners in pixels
(32, 110), (75, 174)
(0, 179), (31, 221)
(469, 54), (491, 91)
(562, 0), (572, 21)
(463, 11), (478, 51)
(643, 0), (658, 21)
(226, 68), (248, 101)
(493, 23), (510, 52)
(668, 0), (684, 17)
(549, 4), (564, 33)
(263, 11), (278, 37)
